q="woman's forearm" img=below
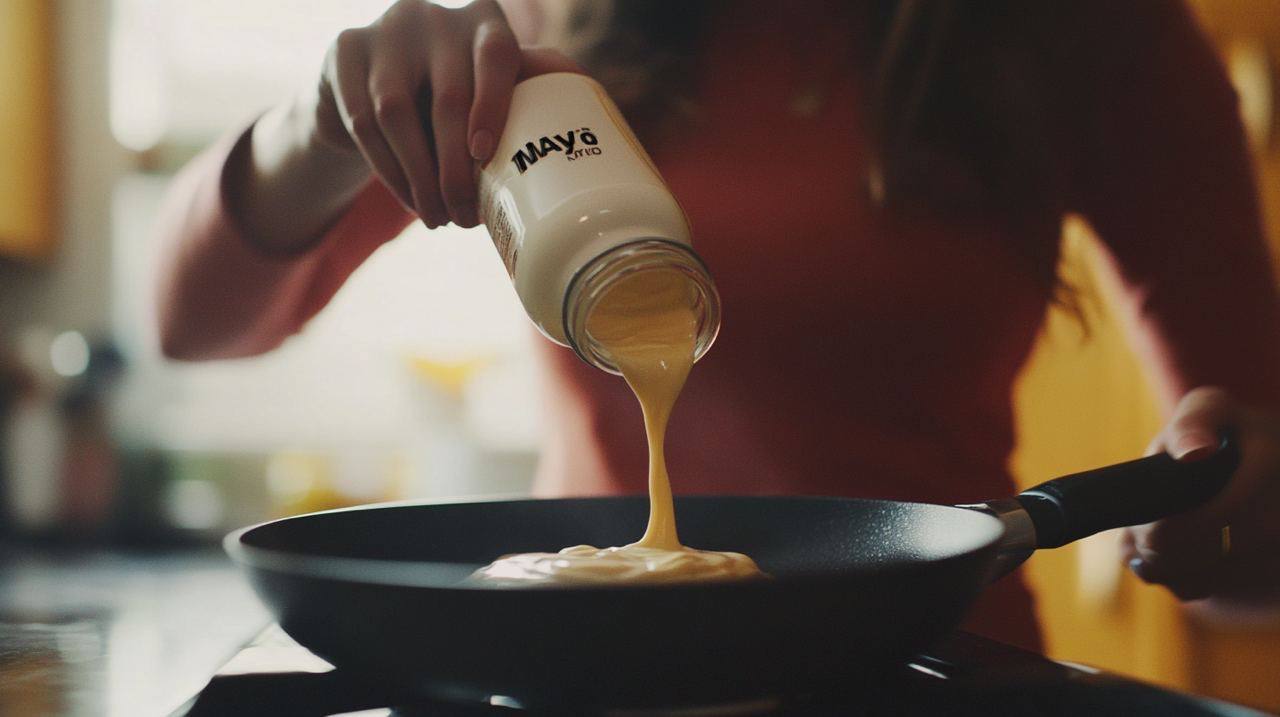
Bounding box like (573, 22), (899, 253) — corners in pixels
(154, 98), (400, 362)
(229, 91), (373, 255)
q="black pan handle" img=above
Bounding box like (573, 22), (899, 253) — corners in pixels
(1014, 435), (1239, 549)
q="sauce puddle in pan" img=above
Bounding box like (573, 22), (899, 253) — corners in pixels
(472, 268), (763, 585)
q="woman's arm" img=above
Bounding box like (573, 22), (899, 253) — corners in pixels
(155, 0), (564, 360)
(153, 125), (412, 360)
(1072, 1), (1280, 411)
(1069, 0), (1280, 602)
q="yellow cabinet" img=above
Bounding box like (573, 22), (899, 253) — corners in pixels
(0, 0), (56, 260)
(1014, 3), (1280, 708)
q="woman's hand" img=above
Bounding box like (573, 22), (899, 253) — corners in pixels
(1122, 387), (1280, 602)
(313, 0), (580, 228)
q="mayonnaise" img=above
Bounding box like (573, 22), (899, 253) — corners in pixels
(472, 269), (764, 586)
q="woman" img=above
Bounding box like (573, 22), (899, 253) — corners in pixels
(155, 0), (1280, 650)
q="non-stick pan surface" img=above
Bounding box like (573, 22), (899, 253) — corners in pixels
(228, 440), (1238, 709)
(229, 496), (1004, 707)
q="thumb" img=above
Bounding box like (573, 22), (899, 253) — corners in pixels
(1165, 387), (1234, 461)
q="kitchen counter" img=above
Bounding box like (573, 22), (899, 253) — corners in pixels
(0, 542), (269, 717)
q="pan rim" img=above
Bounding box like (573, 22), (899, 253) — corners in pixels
(224, 495), (1006, 593)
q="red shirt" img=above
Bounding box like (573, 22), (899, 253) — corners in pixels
(157, 1), (1280, 651)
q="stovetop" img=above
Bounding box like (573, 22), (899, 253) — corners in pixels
(171, 626), (1265, 717)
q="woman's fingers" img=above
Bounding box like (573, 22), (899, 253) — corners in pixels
(1126, 387), (1280, 601)
(328, 29), (414, 212)
(367, 51), (448, 227)
(1127, 521), (1280, 601)
(468, 19), (521, 164)
(322, 3), (573, 227)
(1126, 520), (1225, 599)
(430, 43), (481, 227)
(1125, 388), (1237, 594)
(371, 78), (448, 227)
(364, 2), (446, 226)
(1164, 385), (1235, 460)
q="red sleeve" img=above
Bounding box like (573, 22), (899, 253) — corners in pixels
(155, 121), (414, 359)
(1068, 0), (1280, 414)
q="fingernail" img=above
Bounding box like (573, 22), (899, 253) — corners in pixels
(1171, 432), (1218, 461)
(470, 129), (494, 162)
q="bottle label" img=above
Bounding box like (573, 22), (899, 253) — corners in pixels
(477, 73), (691, 341)
(508, 127), (602, 174)
(479, 178), (521, 276)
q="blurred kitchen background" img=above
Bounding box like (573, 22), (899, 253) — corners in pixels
(1, 0), (1279, 712)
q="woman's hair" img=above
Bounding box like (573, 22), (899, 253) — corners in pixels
(547, 0), (1082, 307)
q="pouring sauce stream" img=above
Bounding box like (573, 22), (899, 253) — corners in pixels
(472, 269), (763, 585)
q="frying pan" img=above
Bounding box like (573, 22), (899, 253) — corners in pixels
(226, 438), (1237, 709)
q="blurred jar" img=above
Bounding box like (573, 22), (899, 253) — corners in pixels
(3, 328), (122, 538)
